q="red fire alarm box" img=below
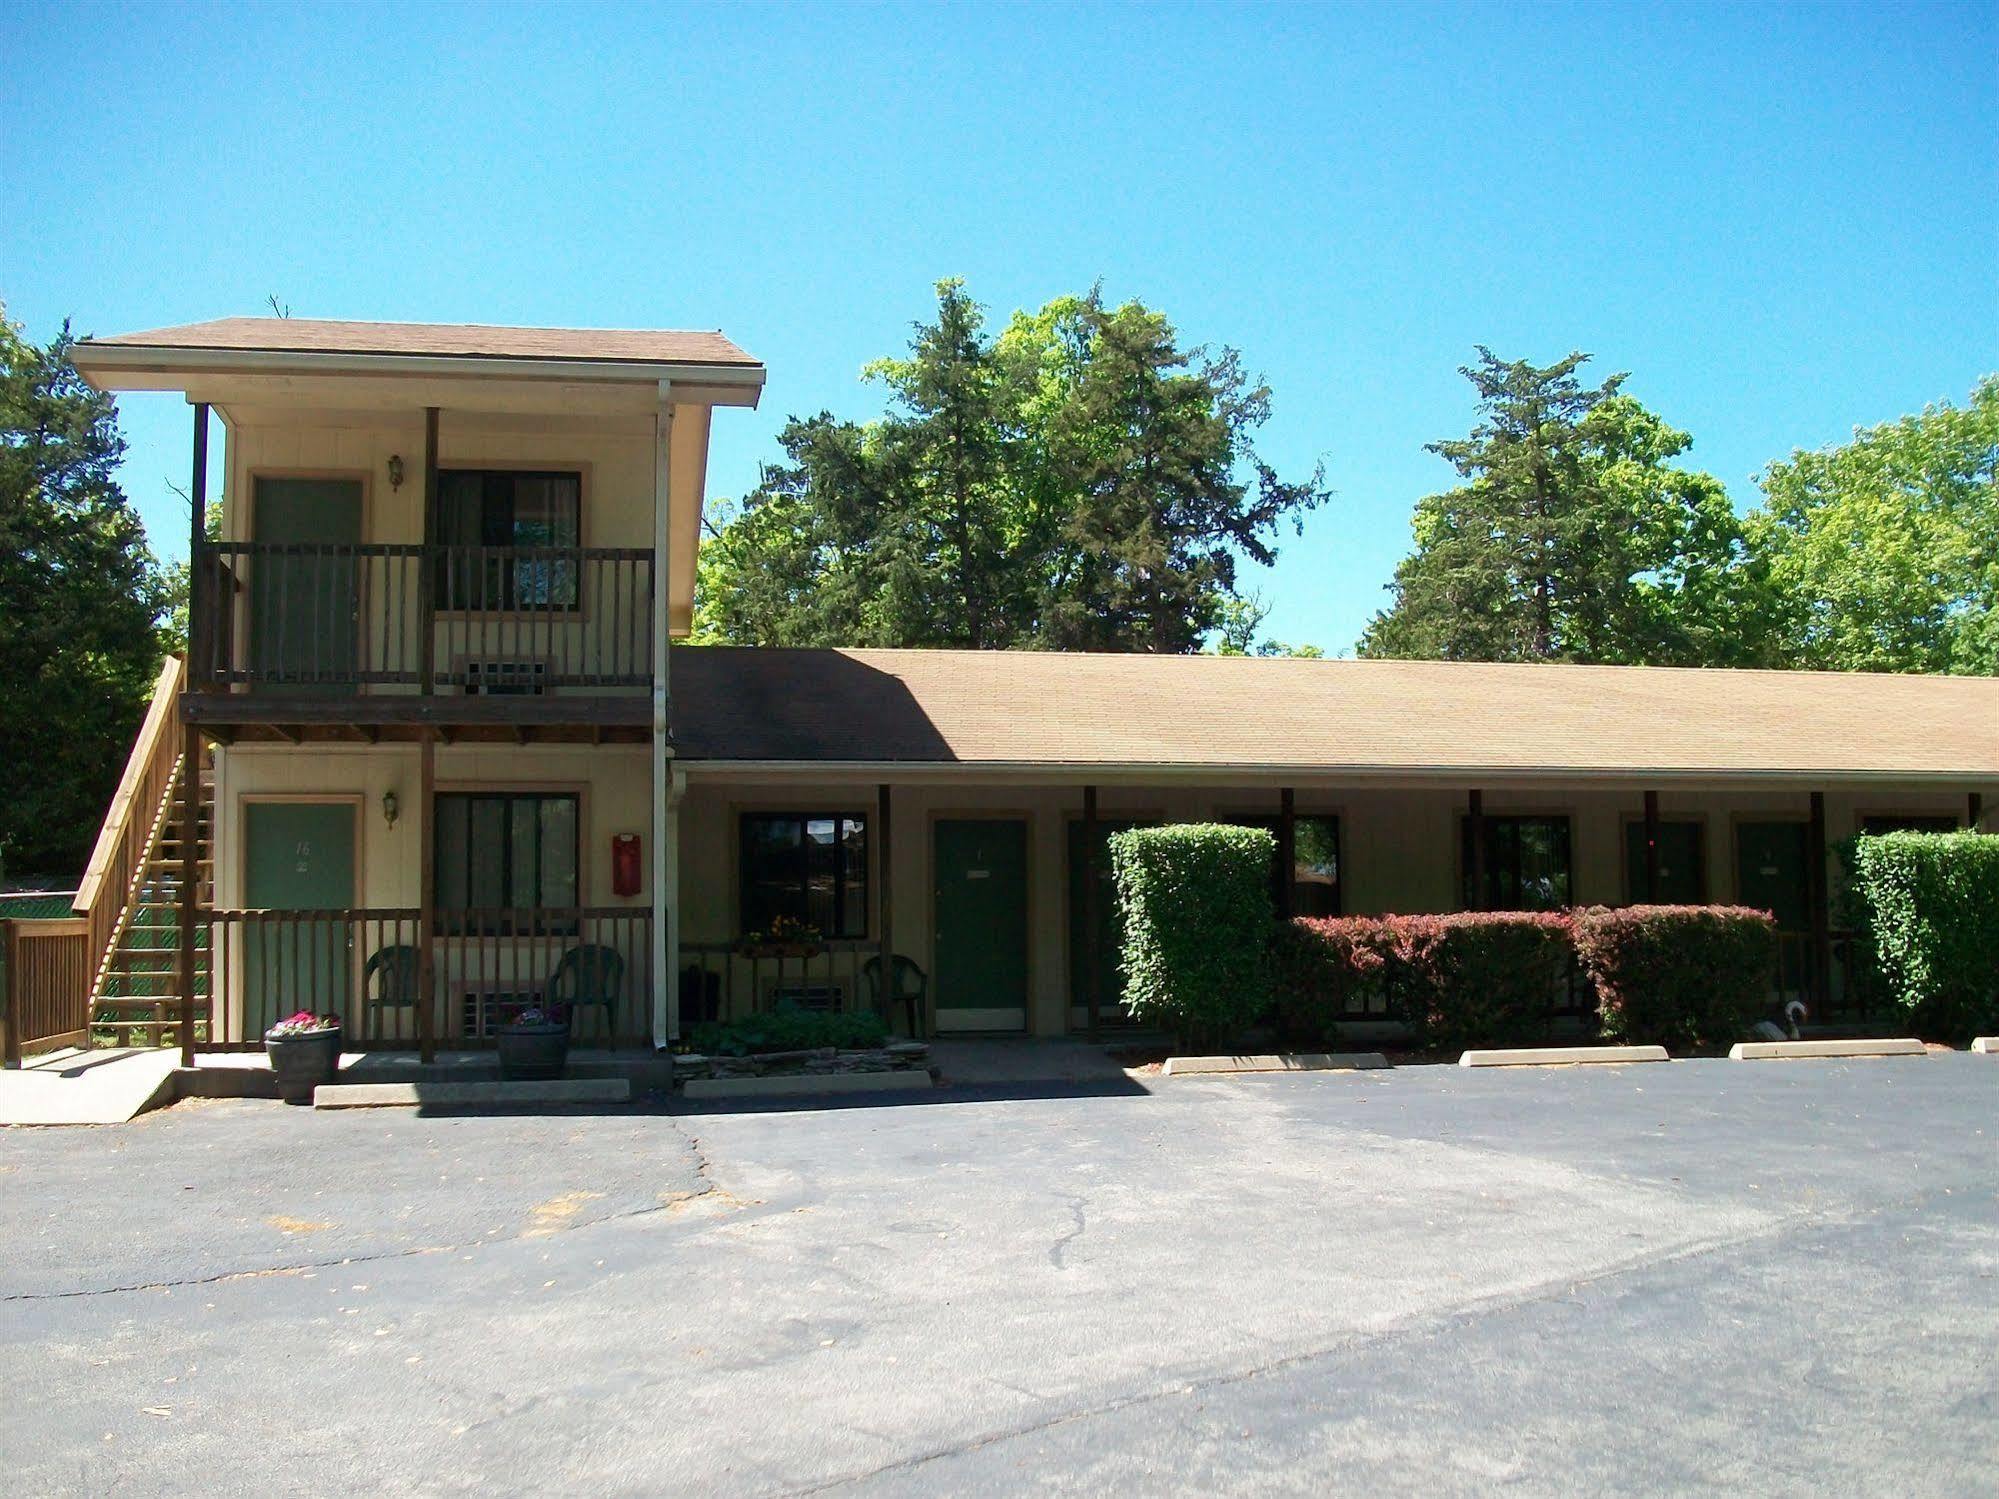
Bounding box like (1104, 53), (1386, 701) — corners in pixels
(611, 834), (642, 897)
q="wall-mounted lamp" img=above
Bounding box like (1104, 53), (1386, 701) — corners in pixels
(387, 454), (405, 491)
(382, 789), (400, 830)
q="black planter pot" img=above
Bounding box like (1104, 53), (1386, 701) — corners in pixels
(497, 1021), (570, 1081)
(265, 1028), (342, 1105)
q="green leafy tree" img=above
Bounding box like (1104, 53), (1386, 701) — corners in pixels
(693, 281), (1329, 653)
(1360, 348), (1765, 665)
(1748, 376), (1997, 675)
(0, 310), (173, 879)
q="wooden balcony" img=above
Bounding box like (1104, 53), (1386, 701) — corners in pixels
(185, 542), (655, 741)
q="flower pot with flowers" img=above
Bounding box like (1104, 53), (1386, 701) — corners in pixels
(736, 915), (825, 962)
(264, 1011), (343, 1104)
(497, 1003), (572, 1081)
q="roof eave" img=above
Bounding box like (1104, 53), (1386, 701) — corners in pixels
(69, 341), (768, 405)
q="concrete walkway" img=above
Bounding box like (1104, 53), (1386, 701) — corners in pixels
(0, 1047), (179, 1126)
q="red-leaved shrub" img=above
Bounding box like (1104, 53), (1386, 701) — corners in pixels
(1276, 911), (1575, 1051)
(1571, 905), (1776, 1050)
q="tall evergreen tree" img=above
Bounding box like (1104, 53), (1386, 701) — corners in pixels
(694, 281), (1329, 653)
(0, 311), (173, 879)
(1360, 348), (1764, 665)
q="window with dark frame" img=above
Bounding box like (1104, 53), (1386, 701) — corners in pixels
(434, 792), (580, 933)
(1462, 814), (1572, 911)
(1229, 814), (1342, 917)
(1860, 814), (1961, 835)
(738, 813), (869, 939)
(434, 469), (582, 612)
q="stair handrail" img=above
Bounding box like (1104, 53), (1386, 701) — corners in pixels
(73, 654), (186, 991)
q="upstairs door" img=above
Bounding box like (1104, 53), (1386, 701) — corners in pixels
(932, 819), (1029, 1033)
(242, 802), (358, 1039)
(251, 477), (362, 692)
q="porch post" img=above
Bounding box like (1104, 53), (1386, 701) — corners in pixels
(1467, 789), (1486, 911)
(1083, 783), (1101, 1043)
(650, 385), (674, 1047)
(417, 731), (436, 1063)
(1276, 787), (1296, 921)
(1971, 791), (1984, 832)
(178, 403), (208, 1068)
(419, 407), (439, 695)
(877, 782), (898, 1033)
(1643, 790), (1661, 904)
(187, 402), (210, 686)
(1807, 790), (1831, 1014)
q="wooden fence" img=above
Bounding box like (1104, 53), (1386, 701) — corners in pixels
(1, 918), (92, 1065)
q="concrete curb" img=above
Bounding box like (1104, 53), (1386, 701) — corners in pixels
(681, 1070), (934, 1100)
(312, 1078), (631, 1109)
(1460, 1045), (1669, 1068)
(1728, 1038), (1926, 1061)
(1162, 1053), (1390, 1076)
(1971, 1037), (1998, 1055)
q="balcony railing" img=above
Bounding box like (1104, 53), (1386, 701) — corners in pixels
(198, 906), (652, 1049)
(192, 542), (654, 694)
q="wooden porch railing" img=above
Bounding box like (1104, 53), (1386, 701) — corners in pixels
(73, 654), (185, 1008)
(194, 542), (654, 692)
(200, 906), (651, 1050)
(1, 918), (92, 1065)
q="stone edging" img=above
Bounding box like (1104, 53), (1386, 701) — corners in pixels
(1162, 1053), (1390, 1076)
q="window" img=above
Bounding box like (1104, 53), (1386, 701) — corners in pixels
(1623, 820), (1706, 904)
(1462, 815), (1572, 911)
(435, 469), (582, 611)
(1230, 814), (1342, 916)
(1861, 814), (1960, 835)
(739, 813), (869, 938)
(434, 792), (579, 930)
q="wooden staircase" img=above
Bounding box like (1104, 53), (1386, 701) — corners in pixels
(88, 751), (213, 1046)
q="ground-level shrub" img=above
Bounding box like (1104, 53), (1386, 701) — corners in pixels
(1277, 911), (1574, 1052)
(1572, 905), (1775, 1049)
(1845, 832), (1999, 1040)
(1110, 822), (1275, 1045)
(688, 1008), (888, 1057)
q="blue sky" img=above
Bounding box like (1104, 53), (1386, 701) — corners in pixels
(4, 0), (1993, 653)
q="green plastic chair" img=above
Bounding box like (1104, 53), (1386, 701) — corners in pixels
(860, 954), (927, 1038)
(364, 944), (419, 1006)
(548, 944), (625, 1047)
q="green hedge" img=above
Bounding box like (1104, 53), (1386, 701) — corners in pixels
(687, 1008), (889, 1057)
(1276, 912), (1574, 1052)
(1846, 832), (1999, 1040)
(1571, 905), (1776, 1049)
(1109, 823), (1275, 1043)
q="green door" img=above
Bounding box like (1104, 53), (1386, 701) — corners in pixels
(1067, 818), (1152, 1030)
(932, 819), (1029, 1033)
(1624, 821), (1706, 904)
(1736, 821), (1809, 931)
(243, 802), (357, 1037)
(252, 478), (362, 692)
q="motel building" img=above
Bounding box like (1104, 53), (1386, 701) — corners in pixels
(63, 318), (1999, 1058)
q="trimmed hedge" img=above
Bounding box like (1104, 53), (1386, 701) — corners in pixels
(1109, 822), (1275, 1043)
(1571, 905), (1776, 1050)
(1276, 912), (1573, 1052)
(687, 1008), (888, 1057)
(1846, 832), (1999, 1040)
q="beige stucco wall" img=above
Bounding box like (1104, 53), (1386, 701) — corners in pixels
(676, 775), (1983, 1037)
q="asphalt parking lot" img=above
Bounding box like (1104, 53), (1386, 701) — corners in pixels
(2, 1054), (1993, 1497)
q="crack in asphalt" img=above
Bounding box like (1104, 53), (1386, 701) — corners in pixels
(1, 1116), (745, 1305)
(1047, 1192), (1089, 1270)
(781, 1196), (1892, 1497)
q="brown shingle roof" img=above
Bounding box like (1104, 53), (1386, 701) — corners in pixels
(78, 317), (760, 369)
(670, 647), (1999, 779)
